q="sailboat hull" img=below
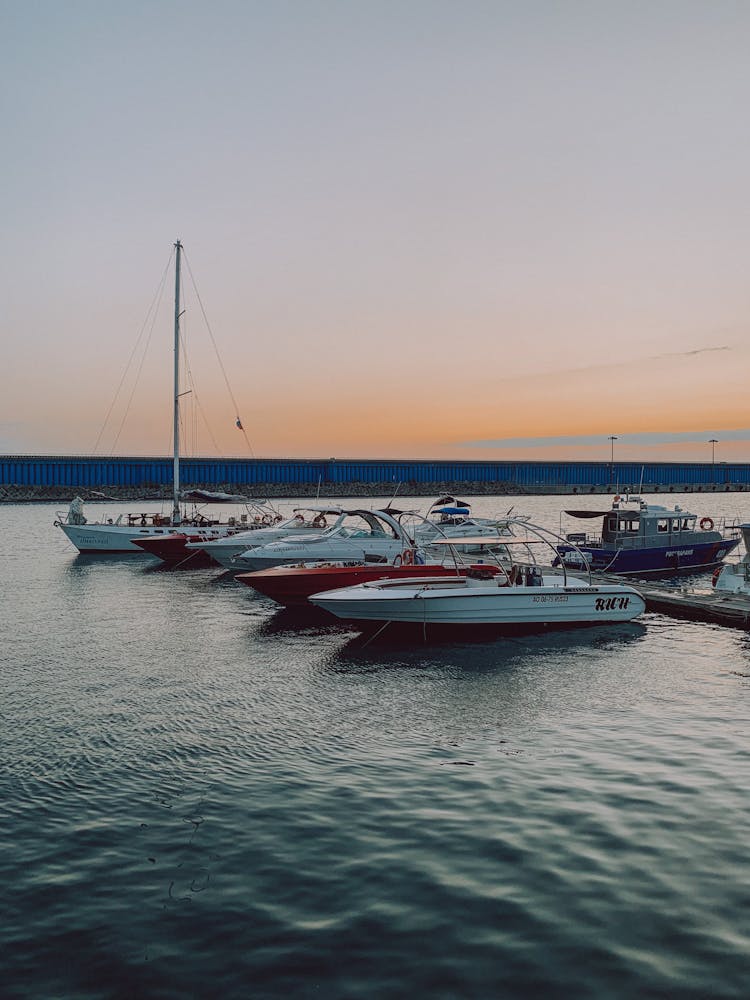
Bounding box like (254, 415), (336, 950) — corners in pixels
(58, 523), (178, 553)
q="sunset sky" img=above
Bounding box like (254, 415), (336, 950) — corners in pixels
(2, 1), (750, 463)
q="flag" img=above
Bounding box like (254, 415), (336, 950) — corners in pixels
(235, 417), (243, 430)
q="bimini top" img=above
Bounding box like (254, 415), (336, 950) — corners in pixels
(564, 509), (612, 519)
(183, 489), (253, 503)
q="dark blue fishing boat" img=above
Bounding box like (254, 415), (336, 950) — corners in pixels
(553, 495), (740, 577)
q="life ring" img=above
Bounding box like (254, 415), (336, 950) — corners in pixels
(711, 565), (722, 587)
(313, 515), (327, 529)
(700, 517), (714, 531)
(262, 514), (272, 525)
(274, 514), (284, 523)
(402, 548), (414, 566)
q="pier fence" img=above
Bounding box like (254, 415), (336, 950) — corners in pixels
(2, 455), (749, 500)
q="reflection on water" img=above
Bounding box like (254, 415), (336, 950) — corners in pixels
(3, 499), (750, 998)
(331, 619), (648, 663)
(254, 603), (351, 637)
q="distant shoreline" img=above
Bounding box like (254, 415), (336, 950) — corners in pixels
(2, 483), (744, 503)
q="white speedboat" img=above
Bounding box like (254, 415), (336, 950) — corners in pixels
(404, 495), (527, 551)
(309, 521), (646, 633)
(232, 508), (415, 572)
(184, 506), (347, 568)
(311, 573), (645, 629)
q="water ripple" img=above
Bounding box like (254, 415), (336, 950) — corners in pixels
(2, 500), (750, 997)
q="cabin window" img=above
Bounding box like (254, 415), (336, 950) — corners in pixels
(682, 518), (691, 530)
(657, 519), (669, 533)
(671, 519), (681, 532)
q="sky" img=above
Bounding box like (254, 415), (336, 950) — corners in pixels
(2, 0), (750, 464)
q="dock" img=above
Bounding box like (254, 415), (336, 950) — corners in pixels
(593, 573), (750, 629)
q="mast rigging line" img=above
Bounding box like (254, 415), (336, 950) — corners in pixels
(178, 326), (225, 459)
(92, 249), (173, 456)
(182, 250), (256, 459)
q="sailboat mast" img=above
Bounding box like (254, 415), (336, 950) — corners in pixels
(172, 239), (182, 524)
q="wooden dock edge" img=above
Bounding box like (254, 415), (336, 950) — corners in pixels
(590, 572), (750, 630)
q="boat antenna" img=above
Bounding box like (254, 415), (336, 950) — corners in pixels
(387, 481), (402, 507)
(172, 239), (183, 525)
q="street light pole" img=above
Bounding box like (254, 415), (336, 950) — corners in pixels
(709, 439), (718, 485)
(608, 435), (617, 484)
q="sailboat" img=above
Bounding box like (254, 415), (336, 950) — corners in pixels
(56, 241), (266, 554)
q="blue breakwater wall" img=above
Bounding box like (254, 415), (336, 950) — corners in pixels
(0, 455), (744, 490)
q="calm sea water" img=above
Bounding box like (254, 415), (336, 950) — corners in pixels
(2, 494), (750, 999)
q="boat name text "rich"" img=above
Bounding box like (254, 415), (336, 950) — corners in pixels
(595, 596), (630, 611)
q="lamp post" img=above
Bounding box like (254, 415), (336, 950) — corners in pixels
(709, 439), (718, 485)
(608, 435), (617, 484)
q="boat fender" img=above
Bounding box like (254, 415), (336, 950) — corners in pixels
(402, 548), (414, 566)
(700, 517), (714, 531)
(711, 565), (722, 587)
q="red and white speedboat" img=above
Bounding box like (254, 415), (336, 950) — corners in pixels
(236, 557), (501, 606)
(130, 525), (254, 566)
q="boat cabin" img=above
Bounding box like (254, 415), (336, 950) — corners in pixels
(602, 506), (697, 543)
(564, 500), (704, 549)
